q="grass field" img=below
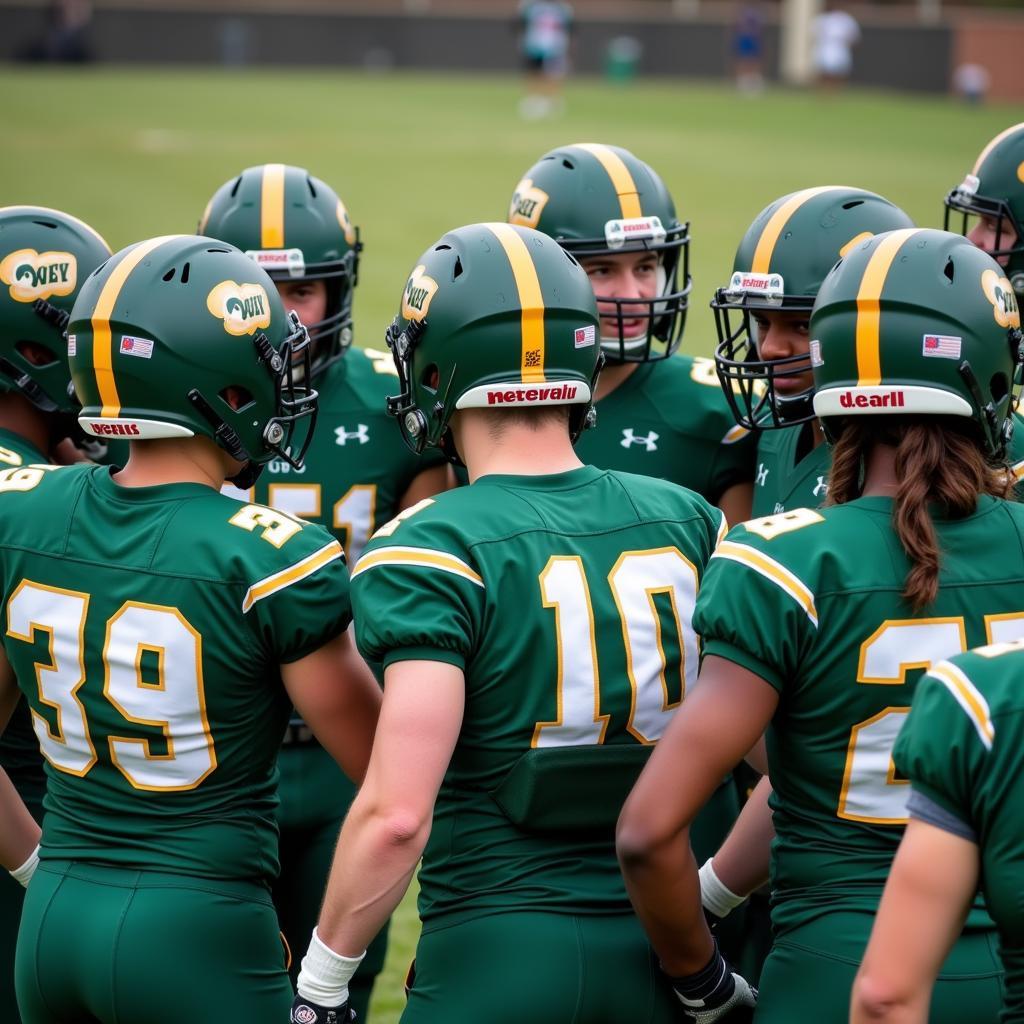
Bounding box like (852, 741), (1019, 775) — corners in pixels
(4, 66), (1023, 1022)
(3, 67), (1023, 362)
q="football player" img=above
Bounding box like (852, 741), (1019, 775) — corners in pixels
(713, 186), (914, 517)
(0, 205), (110, 1024)
(618, 229), (1023, 1022)
(507, 142), (757, 529)
(945, 122), (1024, 300)
(289, 222), (755, 1024)
(853, 639), (1024, 1021)
(0, 235), (381, 1024)
(200, 164), (449, 1019)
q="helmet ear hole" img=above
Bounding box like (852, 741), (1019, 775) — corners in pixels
(220, 385), (254, 412)
(16, 340), (58, 367)
(991, 372), (1009, 404)
(421, 364), (439, 393)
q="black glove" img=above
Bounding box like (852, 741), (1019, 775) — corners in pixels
(668, 941), (757, 1023)
(289, 997), (355, 1023)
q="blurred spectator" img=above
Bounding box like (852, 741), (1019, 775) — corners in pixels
(733, 2), (765, 95)
(19, 0), (93, 63)
(813, 1), (860, 91)
(606, 35), (642, 84)
(517, 0), (573, 120)
(953, 63), (991, 105)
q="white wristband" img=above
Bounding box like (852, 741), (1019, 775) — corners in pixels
(699, 857), (746, 919)
(10, 844), (39, 888)
(295, 928), (366, 1007)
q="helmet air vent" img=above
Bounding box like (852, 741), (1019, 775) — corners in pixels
(180, 262), (190, 284)
(453, 257), (464, 279)
(306, 176), (317, 199)
(842, 200), (865, 210)
(162, 268), (176, 282)
(32, 219), (59, 230)
(943, 258), (956, 283)
(229, 176), (243, 197)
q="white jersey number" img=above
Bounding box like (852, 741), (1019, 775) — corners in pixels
(534, 548), (699, 748)
(840, 613), (1024, 823)
(7, 581), (216, 791)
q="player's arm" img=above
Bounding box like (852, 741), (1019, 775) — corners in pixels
(851, 819), (978, 1024)
(0, 647), (41, 878)
(282, 629), (381, 785)
(716, 481), (753, 529)
(291, 659), (462, 1019)
(701, 773), (773, 925)
(617, 656), (776, 972)
(397, 463), (453, 510)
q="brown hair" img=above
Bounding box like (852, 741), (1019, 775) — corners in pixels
(485, 404), (571, 439)
(827, 416), (1013, 612)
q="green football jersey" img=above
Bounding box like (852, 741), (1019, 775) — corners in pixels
(0, 429), (49, 809)
(351, 465), (724, 928)
(751, 423), (831, 518)
(0, 463), (350, 882)
(896, 643), (1024, 1023)
(692, 496), (1024, 936)
(575, 356), (756, 504)
(225, 346), (444, 565)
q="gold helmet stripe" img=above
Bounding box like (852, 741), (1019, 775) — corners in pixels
(484, 223), (547, 384)
(260, 163), (286, 248)
(854, 228), (922, 386)
(92, 235), (184, 417)
(751, 187), (846, 274)
(973, 122), (1024, 175)
(571, 144), (642, 219)
(0, 205), (112, 254)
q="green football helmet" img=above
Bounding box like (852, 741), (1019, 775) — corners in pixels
(0, 205), (111, 414)
(713, 187), (914, 430)
(811, 228), (1022, 458)
(69, 234), (317, 486)
(385, 222), (602, 463)
(507, 143), (689, 363)
(199, 163), (361, 376)
(945, 123), (1024, 297)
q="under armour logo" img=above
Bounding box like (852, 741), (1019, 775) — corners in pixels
(621, 428), (659, 452)
(812, 476), (828, 498)
(756, 463), (769, 487)
(335, 424), (370, 446)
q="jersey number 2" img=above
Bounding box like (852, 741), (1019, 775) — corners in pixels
(839, 613), (1024, 823)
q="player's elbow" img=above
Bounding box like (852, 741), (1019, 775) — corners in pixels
(616, 801), (683, 871)
(850, 968), (916, 1021)
(375, 805), (433, 851)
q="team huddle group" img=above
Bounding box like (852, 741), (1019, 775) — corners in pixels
(0, 124), (1023, 1024)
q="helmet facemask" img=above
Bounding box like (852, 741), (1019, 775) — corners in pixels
(188, 310), (318, 487)
(712, 280), (816, 430)
(566, 220), (690, 363)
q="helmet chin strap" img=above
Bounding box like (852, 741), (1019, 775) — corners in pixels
(228, 459), (264, 489)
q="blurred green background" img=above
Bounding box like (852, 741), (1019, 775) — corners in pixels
(4, 66), (1021, 1022)
(4, 67), (1022, 361)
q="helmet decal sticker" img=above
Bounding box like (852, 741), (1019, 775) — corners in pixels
(0, 249), (76, 303)
(207, 281), (273, 336)
(508, 177), (550, 228)
(402, 265), (438, 322)
(982, 269), (1021, 329)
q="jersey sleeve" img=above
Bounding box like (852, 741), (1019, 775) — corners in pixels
(351, 509), (485, 670)
(894, 658), (993, 833)
(236, 509), (352, 664)
(693, 525), (818, 691)
(707, 425), (757, 503)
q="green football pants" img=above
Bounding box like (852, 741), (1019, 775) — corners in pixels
(403, 911), (681, 1024)
(1, 787), (43, 1024)
(755, 910), (1003, 1023)
(15, 861), (292, 1024)
(275, 742), (389, 1022)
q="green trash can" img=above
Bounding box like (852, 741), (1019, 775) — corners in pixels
(606, 36), (642, 82)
